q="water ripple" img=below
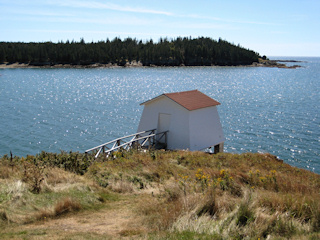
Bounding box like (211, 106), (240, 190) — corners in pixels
(0, 58), (319, 173)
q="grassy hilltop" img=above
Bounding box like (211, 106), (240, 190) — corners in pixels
(1, 150), (320, 239)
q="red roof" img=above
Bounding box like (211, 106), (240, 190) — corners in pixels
(141, 90), (220, 111)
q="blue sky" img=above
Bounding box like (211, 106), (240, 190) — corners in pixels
(1, 0), (319, 57)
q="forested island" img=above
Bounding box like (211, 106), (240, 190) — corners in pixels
(0, 37), (261, 67)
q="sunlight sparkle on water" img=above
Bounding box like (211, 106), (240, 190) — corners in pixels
(0, 58), (319, 173)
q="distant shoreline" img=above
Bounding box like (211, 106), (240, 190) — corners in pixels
(252, 59), (302, 69)
(0, 59), (302, 69)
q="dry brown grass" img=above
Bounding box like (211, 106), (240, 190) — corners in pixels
(0, 160), (105, 227)
(135, 179), (186, 231)
(119, 151), (320, 238)
(0, 165), (12, 179)
(1, 150), (320, 239)
(108, 180), (135, 193)
(43, 167), (97, 194)
(45, 167), (83, 185)
(33, 197), (82, 222)
(54, 197), (81, 216)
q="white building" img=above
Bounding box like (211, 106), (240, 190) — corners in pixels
(137, 90), (225, 153)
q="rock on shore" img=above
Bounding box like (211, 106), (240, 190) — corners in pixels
(251, 58), (302, 69)
(0, 59), (301, 69)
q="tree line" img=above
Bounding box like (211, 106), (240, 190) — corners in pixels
(0, 37), (261, 66)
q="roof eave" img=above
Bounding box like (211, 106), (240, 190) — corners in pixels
(140, 94), (166, 106)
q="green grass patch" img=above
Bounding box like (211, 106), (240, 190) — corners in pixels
(1, 150), (320, 239)
(151, 231), (223, 240)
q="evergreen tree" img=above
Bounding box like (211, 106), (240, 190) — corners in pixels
(0, 37), (260, 67)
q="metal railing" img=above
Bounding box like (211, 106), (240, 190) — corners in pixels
(85, 129), (168, 159)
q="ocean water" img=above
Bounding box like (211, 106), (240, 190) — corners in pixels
(0, 57), (319, 172)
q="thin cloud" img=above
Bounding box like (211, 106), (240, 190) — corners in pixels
(2, 8), (75, 18)
(180, 13), (279, 26)
(7, 14), (158, 27)
(166, 21), (230, 30)
(21, 29), (170, 36)
(49, 0), (173, 16)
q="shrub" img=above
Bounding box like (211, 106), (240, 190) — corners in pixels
(54, 198), (81, 217)
(127, 175), (145, 189)
(197, 191), (218, 217)
(312, 208), (320, 232)
(33, 198), (82, 221)
(236, 201), (255, 226)
(264, 218), (296, 238)
(0, 210), (8, 223)
(21, 155), (45, 193)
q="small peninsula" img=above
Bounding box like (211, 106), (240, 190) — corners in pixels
(253, 58), (302, 69)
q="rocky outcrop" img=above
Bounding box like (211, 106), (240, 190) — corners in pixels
(252, 58), (302, 69)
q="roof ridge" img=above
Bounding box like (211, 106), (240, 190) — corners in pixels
(141, 90), (220, 111)
(164, 89), (198, 96)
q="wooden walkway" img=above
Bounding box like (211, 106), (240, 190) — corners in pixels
(85, 129), (168, 158)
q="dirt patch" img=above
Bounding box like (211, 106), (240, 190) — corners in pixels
(21, 197), (147, 238)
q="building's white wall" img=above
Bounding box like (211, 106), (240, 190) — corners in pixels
(189, 106), (225, 151)
(138, 96), (225, 151)
(137, 96), (190, 150)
